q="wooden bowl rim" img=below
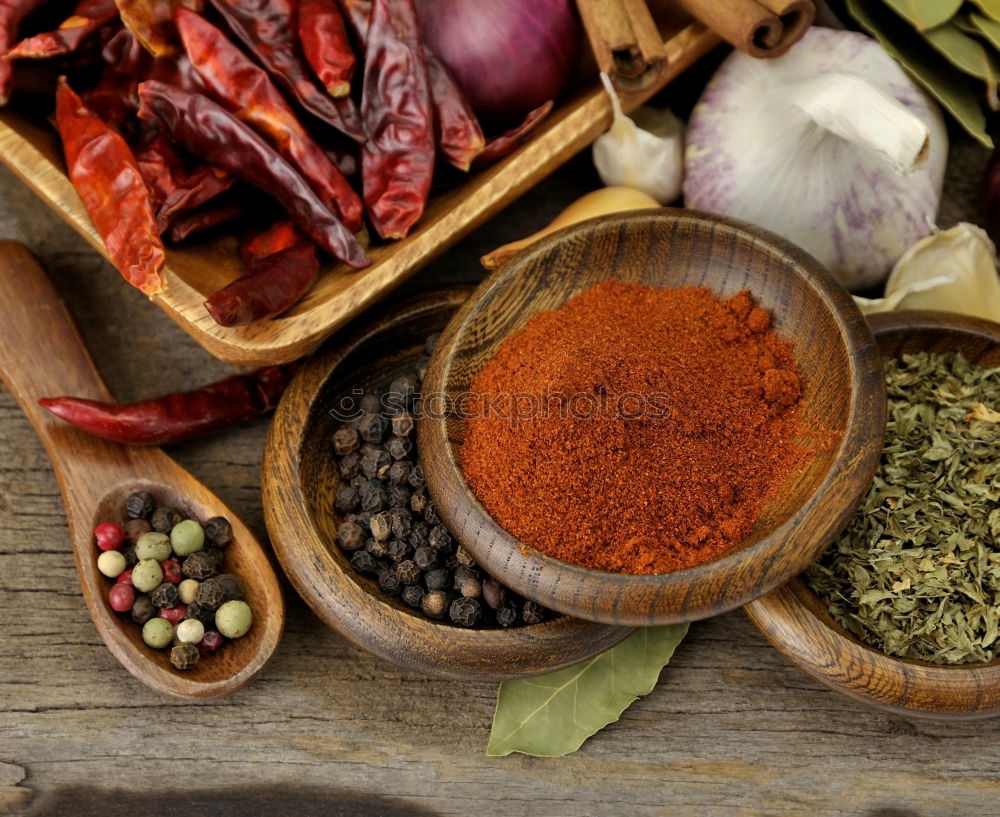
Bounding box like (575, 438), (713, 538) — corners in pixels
(421, 207), (886, 625)
(261, 286), (632, 681)
(745, 309), (1000, 718)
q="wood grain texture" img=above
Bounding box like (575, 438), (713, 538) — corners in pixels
(0, 241), (284, 699)
(745, 310), (1000, 719)
(262, 287), (631, 680)
(420, 209), (886, 627)
(0, 18), (718, 368)
(3, 128), (999, 817)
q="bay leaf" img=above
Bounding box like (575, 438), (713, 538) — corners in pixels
(847, 0), (993, 146)
(971, 10), (1000, 50)
(486, 624), (688, 757)
(971, 0), (1000, 22)
(880, 0), (962, 31)
(922, 22), (1000, 107)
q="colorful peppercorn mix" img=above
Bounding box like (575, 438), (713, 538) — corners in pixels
(329, 333), (549, 629)
(94, 492), (253, 671)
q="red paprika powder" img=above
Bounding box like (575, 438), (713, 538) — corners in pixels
(461, 279), (813, 575)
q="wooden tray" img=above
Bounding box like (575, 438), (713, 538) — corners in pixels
(0, 18), (717, 367)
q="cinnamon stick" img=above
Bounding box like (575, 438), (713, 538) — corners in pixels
(577, 0), (668, 91)
(678, 0), (814, 58)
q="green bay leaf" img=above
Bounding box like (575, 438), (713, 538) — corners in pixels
(923, 22), (1000, 106)
(971, 10), (1000, 50)
(971, 0), (1000, 22)
(880, 0), (962, 31)
(848, 0), (993, 146)
(486, 624), (688, 757)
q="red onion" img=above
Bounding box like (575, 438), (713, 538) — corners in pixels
(417, 0), (580, 125)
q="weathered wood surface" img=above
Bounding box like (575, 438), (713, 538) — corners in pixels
(1, 139), (999, 817)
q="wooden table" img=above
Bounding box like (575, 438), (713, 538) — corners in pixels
(1, 140), (997, 817)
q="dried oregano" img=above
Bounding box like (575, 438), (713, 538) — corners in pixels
(806, 351), (1000, 665)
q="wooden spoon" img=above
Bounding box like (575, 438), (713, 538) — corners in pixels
(0, 241), (284, 699)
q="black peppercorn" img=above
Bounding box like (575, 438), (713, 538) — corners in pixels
(496, 598), (520, 628)
(408, 522), (430, 549)
(424, 567), (450, 591)
(358, 442), (379, 458)
(332, 426), (360, 456)
(130, 594), (156, 624)
(391, 412), (415, 438)
(126, 491), (155, 520)
(413, 545), (438, 571)
(482, 578), (506, 610)
(453, 565), (479, 586)
(384, 538), (411, 563)
(396, 559), (421, 585)
(357, 412), (388, 443)
(182, 550), (217, 580)
(350, 550), (378, 575)
(366, 537), (388, 559)
(170, 642), (200, 670)
(408, 464), (426, 491)
(454, 547), (476, 567)
(360, 448), (392, 479)
(421, 589), (448, 619)
(185, 601), (216, 626)
(387, 375), (419, 413)
(369, 511), (392, 541)
(204, 547), (225, 570)
(124, 518), (151, 543)
(458, 577), (482, 600)
(338, 451), (361, 480)
(214, 573), (244, 602)
(349, 474), (365, 489)
(203, 516), (233, 546)
(336, 521), (366, 552)
(401, 584), (425, 609)
(449, 597), (482, 627)
(355, 511), (373, 532)
(522, 600), (545, 625)
(429, 525), (453, 552)
(423, 502), (440, 525)
(390, 510), (411, 539)
(387, 460), (411, 485)
(359, 392), (382, 414)
(386, 435), (412, 461)
(334, 484), (359, 514)
(387, 484), (411, 509)
(194, 576), (226, 610)
(150, 506), (182, 533)
(378, 571), (402, 596)
(359, 480), (387, 513)
(151, 582), (179, 608)
(121, 542), (139, 569)
(409, 491), (428, 515)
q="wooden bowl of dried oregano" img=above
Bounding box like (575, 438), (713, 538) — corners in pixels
(746, 310), (1000, 719)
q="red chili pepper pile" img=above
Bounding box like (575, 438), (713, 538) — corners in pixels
(0, 0), (560, 325)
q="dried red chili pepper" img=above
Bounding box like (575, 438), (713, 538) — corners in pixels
(425, 51), (484, 171)
(101, 27), (204, 93)
(298, 0), (354, 98)
(38, 363), (300, 445)
(175, 8), (362, 232)
(115, 0), (201, 57)
(137, 79), (370, 268)
(167, 199), (246, 242)
(472, 100), (554, 168)
(6, 0), (117, 59)
(205, 222), (319, 326)
(207, 0), (365, 143)
(338, 0), (369, 44)
(361, 0), (434, 240)
(56, 77), (166, 295)
(82, 67), (138, 131)
(0, 0), (49, 104)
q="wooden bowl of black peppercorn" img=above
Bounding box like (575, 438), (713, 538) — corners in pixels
(261, 287), (632, 681)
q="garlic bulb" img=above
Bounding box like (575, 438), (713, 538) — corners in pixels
(592, 73), (684, 204)
(684, 27), (947, 291)
(855, 223), (1000, 322)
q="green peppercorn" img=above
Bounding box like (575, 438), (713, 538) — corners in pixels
(170, 642), (200, 670)
(170, 519), (205, 556)
(135, 532), (172, 562)
(203, 516), (233, 546)
(130, 594), (156, 624)
(216, 600), (252, 638)
(142, 617), (173, 649)
(132, 559), (164, 593)
(421, 590), (448, 620)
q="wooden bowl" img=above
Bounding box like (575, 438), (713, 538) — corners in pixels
(420, 209), (886, 627)
(261, 287), (632, 680)
(745, 310), (1000, 719)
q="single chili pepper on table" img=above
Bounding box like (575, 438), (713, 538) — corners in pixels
(298, 0), (354, 98)
(0, 0), (50, 104)
(6, 0), (117, 59)
(175, 7), (363, 233)
(56, 76), (166, 295)
(472, 100), (555, 168)
(360, 0), (434, 240)
(207, 0), (365, 143)
(38, 363), (301, 445)
(205, 221), (319, 326)
(136, 79), (370, 268)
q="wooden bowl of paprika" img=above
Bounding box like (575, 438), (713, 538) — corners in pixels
(262, 286), (632, 680)
(420, 208), (886, 627)
(745, 311), (1000, 719)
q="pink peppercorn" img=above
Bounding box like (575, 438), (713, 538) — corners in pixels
(161, 559), (183, 584)
(158, 604), (187, 625)
(94, 522), (125, 551)
(116, 569), (133, 586)
(198, 630), (224, 655)
(108, 583), (135, 613)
